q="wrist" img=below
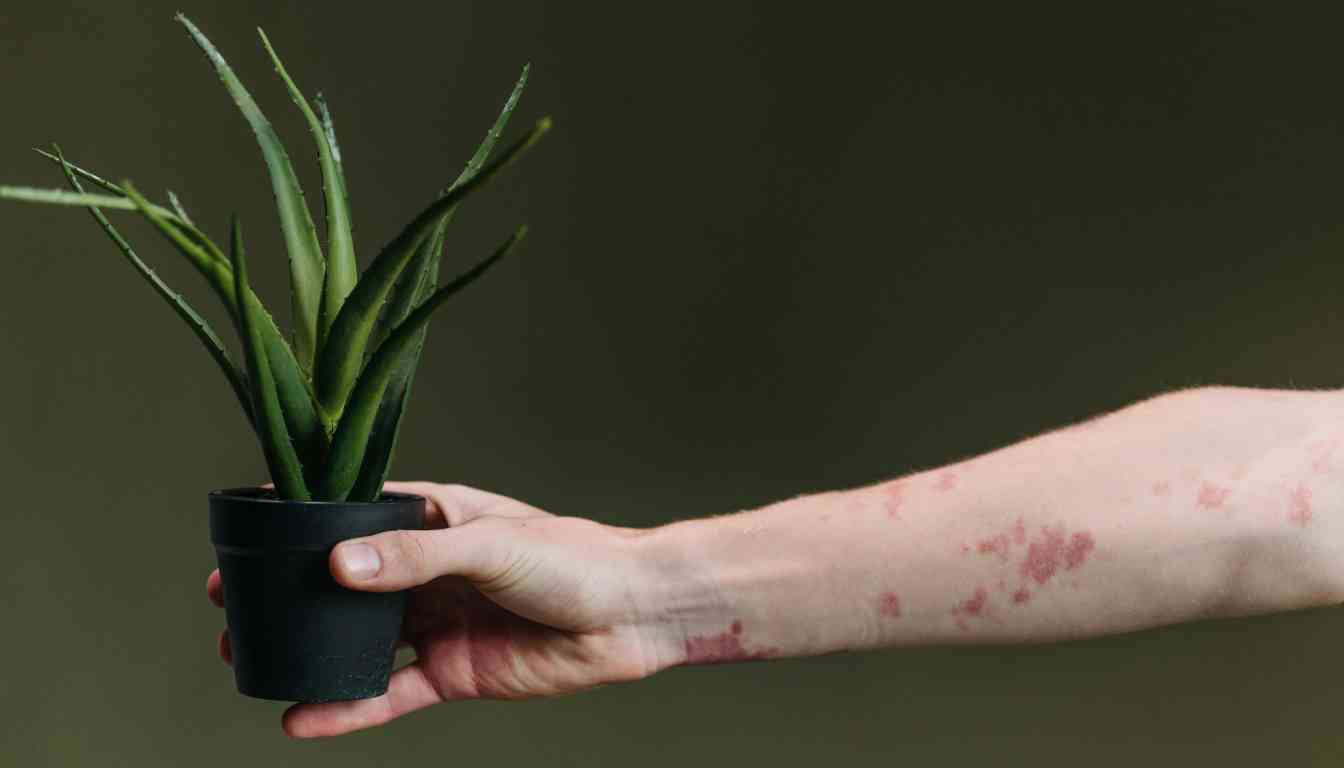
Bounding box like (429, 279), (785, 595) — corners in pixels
(626, 494), (853, 668)
(626, 515), (754, 670)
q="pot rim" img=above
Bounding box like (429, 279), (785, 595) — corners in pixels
(209, 487), (425, 508)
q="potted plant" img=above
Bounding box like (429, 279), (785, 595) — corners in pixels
(0, 15), (549, 703)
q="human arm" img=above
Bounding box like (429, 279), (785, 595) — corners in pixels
(206, 386), (1344, 736)
(638, 386), (1344, 659)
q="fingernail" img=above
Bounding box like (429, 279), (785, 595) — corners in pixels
(335, 543), (381, 580)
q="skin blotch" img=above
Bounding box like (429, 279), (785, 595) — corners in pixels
(1020, 526), (1096, 585)
(684, 621), (780, 665)
(935, 471), (958, 492)
(1022, 527), (1066, 584)
(977, 533), (1011, 559)
(957, 587), (989, 617)
(976, 517), (1027, 560)
(1196, 482), (1230, 510)
(1064, 532), (1095, 569)
(1289, 485), (1313, 526)
(878, 592), (902, 618)
(1151, 480), (1171, 497)
(970, 518), (1090, 607)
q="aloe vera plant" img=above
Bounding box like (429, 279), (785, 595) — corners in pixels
(1, 15), (548, 502)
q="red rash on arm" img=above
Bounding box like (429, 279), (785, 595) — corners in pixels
(1197, 482), (1231, 510)
(879, 592), (902, 618)
(1063, 532), (1095, 569)
(977, 533), (1011, 559)
(1020, 527), (1067, 585)
(958, 587), (988, 617)
(639, 387), (1344, 664)
(682, 621), (779, 665)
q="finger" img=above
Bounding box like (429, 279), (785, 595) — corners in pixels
(330, 523), (511, 592)
(382, 482), (548, 527)
(206, 570), (224, 608)
(282, 663), (442, 738)
(219, 630), (232, 666)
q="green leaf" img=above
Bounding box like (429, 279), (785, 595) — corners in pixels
(231, 216), (310, 500)
(314, 95), (345, 178)
(372, 219), (444, 353)
(51, 146), (253, 426)
(1, 182), (235, 282)
(178, 13), (326, 371)
(315, 117), (551, 420)
(453, 64), (530, 192)
(33, 148), (122, 193)
(319, 227), (526, 501)
(119, 183), (331, 479)
(166, 190), (196, 228)
(258, 29), (356, 349)
(5, 158), (331, 474)
(117, 185), (236, 286)
(349, 224), (443, 501)
(370, 64), (530, 350)
(166, 190), (195, 226)
(29, 152), (232, 271)
(0, 185), (178, 218)
(347, 67), (534, 499)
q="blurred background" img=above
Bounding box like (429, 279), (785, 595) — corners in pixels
(3, 1), (1344, 764)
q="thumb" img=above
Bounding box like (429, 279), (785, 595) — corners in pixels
(330, 524), (509, 592)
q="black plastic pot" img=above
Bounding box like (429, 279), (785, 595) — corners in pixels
(209, 488), (424, 703)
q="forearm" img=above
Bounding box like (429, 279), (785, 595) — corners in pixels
(634, 387), (1344, 668)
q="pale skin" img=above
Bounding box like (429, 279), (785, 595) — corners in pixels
(205, 386), (1344, 738)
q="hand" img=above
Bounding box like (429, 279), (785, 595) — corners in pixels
(206, 482), (672, 738)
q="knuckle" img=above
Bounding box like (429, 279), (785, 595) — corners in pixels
(429, 488), (471, 527)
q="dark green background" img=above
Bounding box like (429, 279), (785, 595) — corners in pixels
(3, 1), (1344, 764)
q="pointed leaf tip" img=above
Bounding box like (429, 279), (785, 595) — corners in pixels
(259, 26), (357, 349)
(53, 145), (255, 427)
(180, 13), (326, 370)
